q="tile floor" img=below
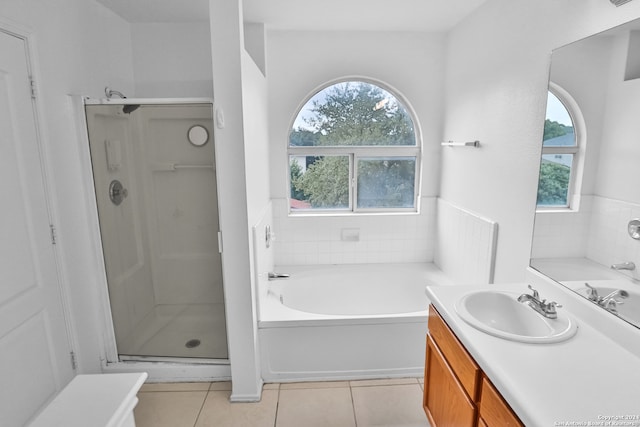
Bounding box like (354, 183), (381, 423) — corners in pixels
(134, 377), (430, 427)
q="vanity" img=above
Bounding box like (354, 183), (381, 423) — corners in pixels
(422, 15), (640, 427)
(423, 279), (640, 426)
(423, 305), (522, 426)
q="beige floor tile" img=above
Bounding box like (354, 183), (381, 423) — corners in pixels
(209, 381), (232, 391)
(134, 391), (208, 427)
(350, 378), (419, 387)
(263, 383), (280, 390)
(280, 381), (349, 390)
(140, 382), (211, 392)
(195, 390), (278, 427)
(352, 384), (429, 427)
(276, 387), (356, 427)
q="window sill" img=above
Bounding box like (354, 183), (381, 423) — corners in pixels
(288, 210), (420, 218)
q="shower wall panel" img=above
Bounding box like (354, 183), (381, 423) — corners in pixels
(137, 105), (223, 305)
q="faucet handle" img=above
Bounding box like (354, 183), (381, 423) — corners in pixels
(527, 284), (540, 300)
(584, 283), (600, 302)
(542, 300), (561, 318)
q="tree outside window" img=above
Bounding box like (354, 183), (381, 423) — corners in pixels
(288, 81), (419, 212)
(537, 90), (578, 208)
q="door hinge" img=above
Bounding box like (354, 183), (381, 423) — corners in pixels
(29, 76), (37, 99)
(50, 224), (57, 245)
(70, 351), (77, 370)
(217, 231), (223, 253)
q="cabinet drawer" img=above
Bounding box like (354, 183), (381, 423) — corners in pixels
(480, 376), (523, 427)
(428, 305), (481, 401)
(424, 335), (476, 427)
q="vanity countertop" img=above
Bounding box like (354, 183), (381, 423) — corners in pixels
(426, 283), (640, 427)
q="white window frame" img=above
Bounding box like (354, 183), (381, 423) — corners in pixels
(537, 82), (586, 212)
(287, 79), (422, 215)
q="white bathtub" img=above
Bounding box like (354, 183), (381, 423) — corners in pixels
(258, 263), (452, 382)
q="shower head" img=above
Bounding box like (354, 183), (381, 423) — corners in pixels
(122, 104), (140, 114)
(105, 87), (127, 99)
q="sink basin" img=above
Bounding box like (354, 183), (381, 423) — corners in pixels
(454, 291), (578, 343)
(576, 284), (640, 325)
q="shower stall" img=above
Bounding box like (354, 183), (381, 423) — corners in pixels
(84, 99), (228, 362)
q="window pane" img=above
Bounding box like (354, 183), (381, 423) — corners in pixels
(357, 157), (416, 208)
(289, 155), (350, 210)
(537, 154), (573, 207)
(289, 81), (416, 147)
(543, 92), (575, 147)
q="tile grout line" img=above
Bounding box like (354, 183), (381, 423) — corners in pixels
(273, 384), (281, 427)
(191, 389), (211, 427)
(349, 382), (358, 427)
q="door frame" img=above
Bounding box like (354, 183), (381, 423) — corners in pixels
(0, 19), (77, 374)
(73, 96), (232, 381)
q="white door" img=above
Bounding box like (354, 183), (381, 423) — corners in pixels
(0, 29), (74, 426)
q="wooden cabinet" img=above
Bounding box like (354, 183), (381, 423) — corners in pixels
(423, 305), (523, 427)
(479, 376), (522, 427)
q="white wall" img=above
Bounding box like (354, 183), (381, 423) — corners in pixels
(130, 23), (213, 98)
(266, 31), (445, 264)
(0, 0), (135, 373)
(209, 0), (263, 401)
(442, 0), (640, 283)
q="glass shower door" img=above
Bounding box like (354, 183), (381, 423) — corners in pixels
(85, 102), (227, 360)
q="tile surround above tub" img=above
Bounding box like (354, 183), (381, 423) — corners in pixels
(271, 197), (436, 265)
(532, 196), (640, 281)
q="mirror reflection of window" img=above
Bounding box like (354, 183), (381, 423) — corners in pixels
(537, 89), (579, 208)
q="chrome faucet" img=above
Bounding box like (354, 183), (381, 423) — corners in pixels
(517, 285), (561, 319)
(584, 283), (600, 302)
(583, 283), (628, 314)
(611, 261), (636, 271)
(599, 289), (629, 314)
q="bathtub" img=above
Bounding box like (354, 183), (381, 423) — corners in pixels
(257, 263), (452, 382)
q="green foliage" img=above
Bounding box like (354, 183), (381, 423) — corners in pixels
(357, 159), (415, 208)
(289, 129), (320, 147)
(537, 160), (570, 206)
(289, 159), (307, 201)
(290, 82), (415, 147)
(292, 157), (349, 208)
(289, 82), (416, 208)
(543, 119), (573, 141)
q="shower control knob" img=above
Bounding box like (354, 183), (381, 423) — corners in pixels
(109, 179), (128, 206)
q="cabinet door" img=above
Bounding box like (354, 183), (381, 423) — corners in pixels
(479, 377), (523, 427)
(424, 336), (476, 427)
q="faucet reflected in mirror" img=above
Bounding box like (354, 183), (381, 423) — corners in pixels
(530, 17), (640, 330)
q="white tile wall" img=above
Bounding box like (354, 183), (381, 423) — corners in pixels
(530, 196), (593, 259)
(532, 196), (640, 281)
(587, 196), (640, 281)
(271, 197), (436, 265)
(434, 199), (498, 284)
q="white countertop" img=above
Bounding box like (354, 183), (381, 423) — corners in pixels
(426, 282), (640, 427)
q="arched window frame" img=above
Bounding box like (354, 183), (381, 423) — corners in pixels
(538, 82), (587, 211)
(287, 78), (423, 214)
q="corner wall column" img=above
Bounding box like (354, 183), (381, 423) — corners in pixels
(209, 0), (262, 401)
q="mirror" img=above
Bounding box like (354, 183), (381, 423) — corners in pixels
(530, 18), (640, 329)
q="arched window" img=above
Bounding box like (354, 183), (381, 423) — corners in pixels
(537, 84), (584, 209)
(288, 80), (420, 213)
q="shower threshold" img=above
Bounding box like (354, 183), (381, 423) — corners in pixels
(119, 355), (230, 365)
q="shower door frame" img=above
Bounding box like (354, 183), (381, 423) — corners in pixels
(74, 96), (231, 381)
